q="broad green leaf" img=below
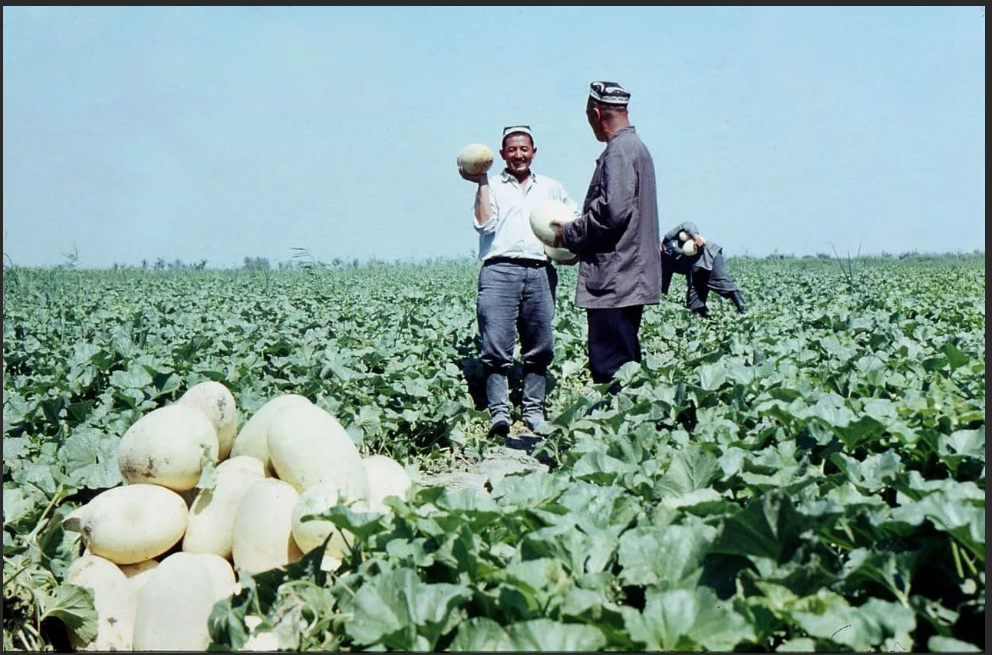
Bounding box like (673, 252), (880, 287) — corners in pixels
(928, 636), (982, 652)
(109, 365), (154, 390)
(344, 567), (471, 649)
(788, 591), (915, 651)
(655, 445), (719, 496)
(711, 492), (816, 562)
(3, 485), (47, 533)
(623, 587), (755, 651)
(446, 617), (515, 651)
(502, 619), (607, 651)
(57, 428), (123, 490)
(616, 521), (716, 588)
(40, 583), (99, 644)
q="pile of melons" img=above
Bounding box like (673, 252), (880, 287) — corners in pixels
(60, 382), (414, 651)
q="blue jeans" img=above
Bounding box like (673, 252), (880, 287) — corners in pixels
(477, 259), (556, 426)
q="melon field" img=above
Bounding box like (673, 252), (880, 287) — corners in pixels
(2, 254), (985, 652)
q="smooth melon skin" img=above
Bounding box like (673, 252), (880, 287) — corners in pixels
(118, 559), (160, 596)
(178, 380), (239, 461)
(65, 554), (138, 652)
(118, 404), (220, 491)
(529, 199), (577, 246)
(266, 401), (370, 500)
(362, 455), (414, 514)
(544, 243), (578, 264)
(159, 552), (237, 602)
(231, 478), (304, 576)
(290, 483), (370, 561)
(182, 455), (266, 559)
(132, 552), (218, 651)
(229, 394), (313, 474)
(62, 484), (189, 565)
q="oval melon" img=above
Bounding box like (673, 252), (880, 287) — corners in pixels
(182, 455), (266, 559)
(62, 484), (188, 565)
(229, 394), (313, 474)
(529, 198), (577, 247)
(362, 454), (414, 514)
(457, 143), (494, 175)
(231, 478), (303, 575)
(132, 551), (217, 651)
(290, 483), (370, 561)
(160, 552), (237, 602)
(65, 554), (138, 651)
(266, 401), (369, 500)
(118, 404), (220, 491)
(178, 380), (238, 461)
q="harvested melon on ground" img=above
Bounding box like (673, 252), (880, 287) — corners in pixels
(118, 558), (160, 595)
(62, 484), (188, 565)
(362, 454), (414, 514)
(64, 554), (138, 652)
(266, 401), (369, 501)
(132, 551), (218, 651)
(229, 393), (312, 474)
(178, 380), (239, 461)
(183, 455), (266, 559)
(159, 552), (237, 602)
(118, 404), (220, 491)
(231, 478), (303, 576)
(290, 483), (370, 566)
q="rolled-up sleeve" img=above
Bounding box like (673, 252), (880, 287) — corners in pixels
(473, 185), (500, 234)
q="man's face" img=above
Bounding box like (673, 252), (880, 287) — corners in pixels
(499, 134), (536, 176)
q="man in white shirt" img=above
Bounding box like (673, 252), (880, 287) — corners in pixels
(459, 125), (579, 437)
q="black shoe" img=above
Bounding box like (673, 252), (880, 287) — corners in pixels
(489, 419), (510, 437)
(691, 306), (710, 319)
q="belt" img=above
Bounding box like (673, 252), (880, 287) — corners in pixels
(484, 256), (549, 268)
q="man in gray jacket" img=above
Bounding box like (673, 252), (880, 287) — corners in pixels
(660, 221), (747, 318)
(550, 81), (661, 391)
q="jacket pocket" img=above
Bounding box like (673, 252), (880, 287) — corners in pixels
(583, 252), (617, 295)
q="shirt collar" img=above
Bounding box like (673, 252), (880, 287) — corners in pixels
(499, 169), (537, 184)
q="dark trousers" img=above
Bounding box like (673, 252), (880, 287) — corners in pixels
(686, 252), (740, 312)
(586, 306), (644, 387)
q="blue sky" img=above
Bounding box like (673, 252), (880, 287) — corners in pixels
(3, 6), (985, 269)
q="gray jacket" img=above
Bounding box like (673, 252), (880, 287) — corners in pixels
(562, 126), (662, 309)
(661, 221), (723, 271)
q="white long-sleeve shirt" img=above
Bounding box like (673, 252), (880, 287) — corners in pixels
(474, 169), (578, 261)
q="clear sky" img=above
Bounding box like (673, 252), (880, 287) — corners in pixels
(2, 6), (985, 269)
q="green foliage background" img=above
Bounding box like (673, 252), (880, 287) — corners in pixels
(2, 254), (985, 652)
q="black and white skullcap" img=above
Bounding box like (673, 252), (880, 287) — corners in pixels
(589, 81), (630, 106)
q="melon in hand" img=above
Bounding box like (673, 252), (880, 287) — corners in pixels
(529, 199), (577, 247)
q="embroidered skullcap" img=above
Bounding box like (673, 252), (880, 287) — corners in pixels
(589, 81), (630, 106)
(502, 125), (533, 139)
